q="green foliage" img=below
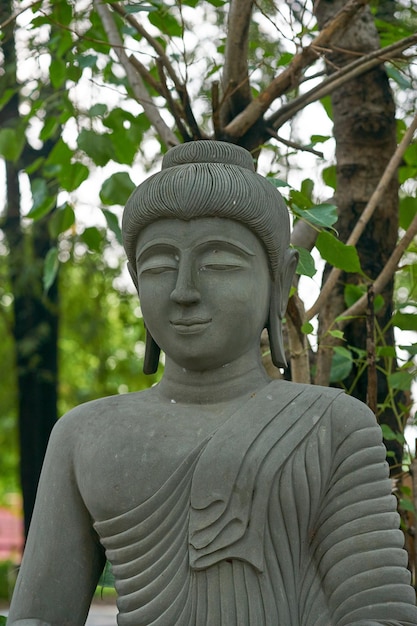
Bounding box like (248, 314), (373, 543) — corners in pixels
(58, 247), (158, 415)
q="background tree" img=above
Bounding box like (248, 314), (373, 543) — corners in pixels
(1, 0), (416, 562)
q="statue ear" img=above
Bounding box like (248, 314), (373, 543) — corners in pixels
(266, 248), (298, 369)
(127, 262), (139, 293)
(127, 261), (161, 375)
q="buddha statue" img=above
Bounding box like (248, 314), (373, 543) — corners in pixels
(8, 141), (417, 625)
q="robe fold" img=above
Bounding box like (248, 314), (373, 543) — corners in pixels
(94, 382), (417, 625)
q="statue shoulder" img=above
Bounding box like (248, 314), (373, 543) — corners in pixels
(51, 388), (155, 447)
(267, 380), (380, 440)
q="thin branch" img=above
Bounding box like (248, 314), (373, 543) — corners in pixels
(223, 0), (370, 140)
(266, 127), (324, 157)
(112, 1), (202, 141)
(267, 34), (417, 130)
(128, 54), (164, 96)
(111, 2), (181, 89)
(221, 0), (254, 125)
(306, 113), (417, 320)
(212, 81), (222, 139)
(0, 0), (41, 29)
(156, 58), (191, 142)
(338, 211), (417, 325)
(93, 0), (178, 148)
(286, 294), (311, 383)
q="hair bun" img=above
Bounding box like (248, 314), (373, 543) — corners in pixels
(162, 140), (255, 172)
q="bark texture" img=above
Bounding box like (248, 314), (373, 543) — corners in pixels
(314, 0), (403, 468)
(1, 4), (58, 536)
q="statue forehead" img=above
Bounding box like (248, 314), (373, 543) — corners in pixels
(134, 217), (267, 254)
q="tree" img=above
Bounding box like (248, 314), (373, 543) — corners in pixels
(1, 0), (416, 555)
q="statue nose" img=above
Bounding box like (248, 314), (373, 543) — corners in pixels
(170, 264), (200, 304)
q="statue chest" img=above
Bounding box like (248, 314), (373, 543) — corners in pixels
(74, 400), (241, 520)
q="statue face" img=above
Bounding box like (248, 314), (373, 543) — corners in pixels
(135, 217), (271, 371)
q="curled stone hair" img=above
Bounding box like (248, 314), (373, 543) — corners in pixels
(122, 140), (291, 278)
(122, 140), (295, 374)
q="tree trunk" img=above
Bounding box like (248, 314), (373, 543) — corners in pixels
(1, 2), (59, 537)
(314, 0), (403, 469)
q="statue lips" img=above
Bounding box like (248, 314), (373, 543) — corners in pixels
(170, 317), (212, 334)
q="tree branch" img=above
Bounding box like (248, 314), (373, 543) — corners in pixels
(111, 1), (202, 140)
(155, 58), (192, 142)
(220, 0), (254, 127)
(223, 0), (370, 140)
(266, 126), (324, 157)
(267, 34), (417, 130)
(286, 294), (311, 383)
(306, 112), (417, 320)
(94, 0), (178, 148)
(338, 210), (417, 325)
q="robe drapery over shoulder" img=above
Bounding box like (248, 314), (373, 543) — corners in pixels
(94, 382), (417, 625)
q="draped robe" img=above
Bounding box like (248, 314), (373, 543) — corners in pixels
(93, 382), (417, 625)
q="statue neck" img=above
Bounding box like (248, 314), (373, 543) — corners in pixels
(155, 353), (271, 405)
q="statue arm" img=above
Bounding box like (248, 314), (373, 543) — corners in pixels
(314, 394), (417, 626)
(8, 414), (106, 625)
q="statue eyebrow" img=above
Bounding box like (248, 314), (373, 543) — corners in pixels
(136, 237), (255, 263)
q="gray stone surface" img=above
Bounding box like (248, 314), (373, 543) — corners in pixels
(7, 141), (417, 625)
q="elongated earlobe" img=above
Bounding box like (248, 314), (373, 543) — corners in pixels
(267, 248), (299, 368)
(143, 331), (161, 375)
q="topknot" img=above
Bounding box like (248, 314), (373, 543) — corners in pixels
(161, 141), (255, 171)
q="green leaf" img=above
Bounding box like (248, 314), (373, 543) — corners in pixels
(100, 172), (136, 206)
(43, 247), (59, 292)
(88, 103), (107, 117)
(102, 209), (122, 244)
(329, 349), (352, 383)
(399, 343), (417, 356)
(392, 312), (417, 331)
(301, 178), (314, 200)
(328, 329), (344, 340)
(267, 177), (290, 188)
(0, 87), (16, 111)
(58, 162), (89, 192)
(344, 283), (365, 307)
(399, 498), (415, 514)
(388, 370), (415, 391)
(124, 4), (157, 12)
(77, 129), (115, 166)
(399, 196), (417, 230)
(380, 423), (404, 442)
(300, 203), (338, 229)
(77, 54), (98, 69)
(49, 58), (66, 88)
(0, 127), (25, 161)
(320, 95), (333, 120)
(301, 321), (314, 334)
(322, 165), (336, 190)
(81, 227), (103, 252)
(294, 246), (316, 278)
(316, 231), (362, 273)
(386, 65), (412, 90)
(310, 135), (331, 144)
(0, 616), (7, 625)
(39, 117), (59, 141)
(333, 346), (353, 360)
(27, 178), (56, 219)
(149, 9), (182, 37)
(46, 138), (73, 167)
(376, 345), (397, 358)
(49, 203), (75, 237)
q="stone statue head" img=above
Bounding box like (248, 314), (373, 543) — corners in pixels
(122, 140), (298, 374)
